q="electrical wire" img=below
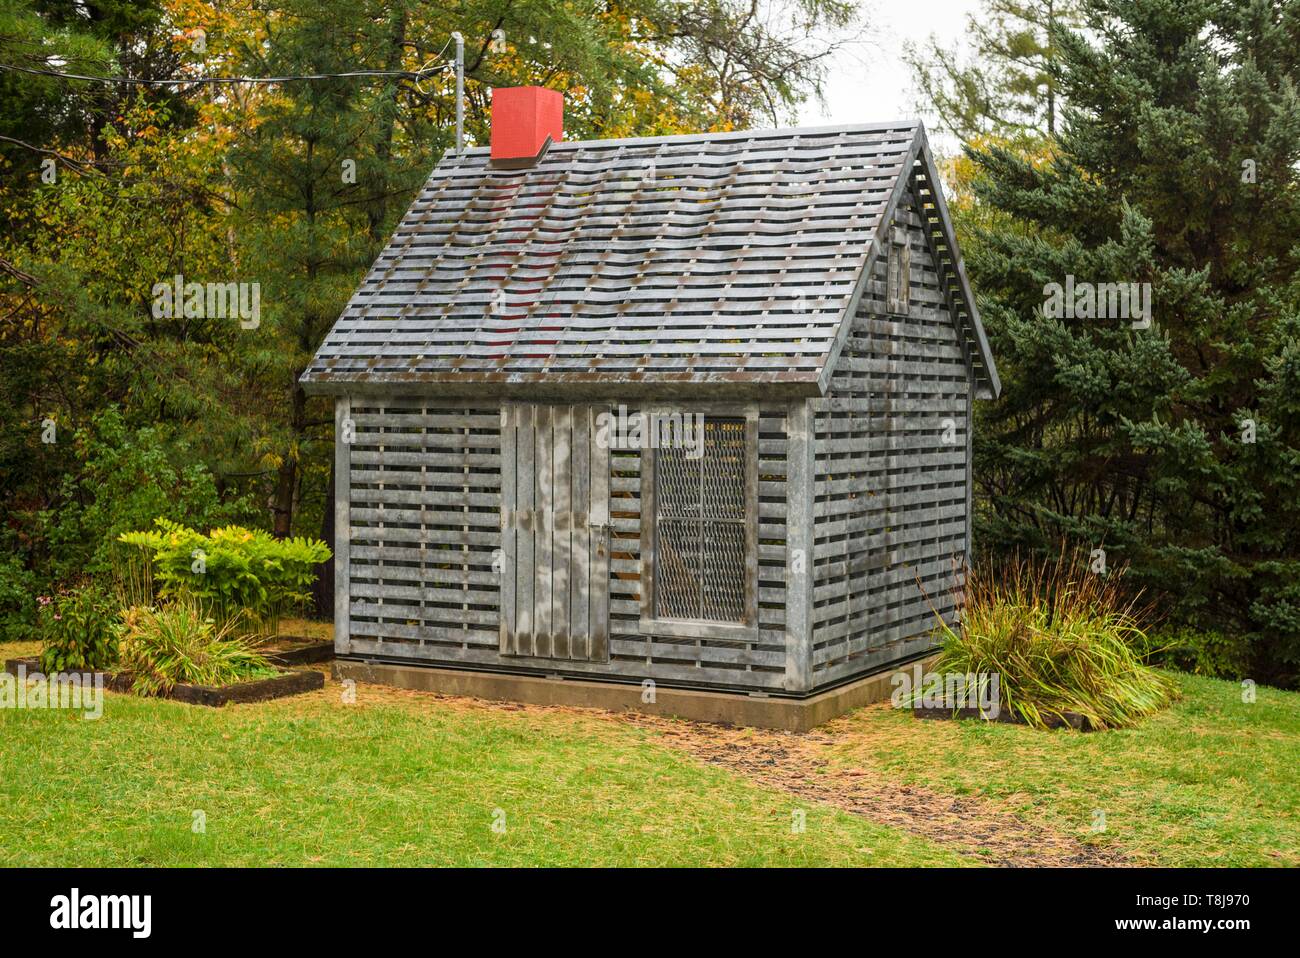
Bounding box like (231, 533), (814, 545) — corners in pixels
(0, 45), (455, 87)
(0, 35), (464, 173)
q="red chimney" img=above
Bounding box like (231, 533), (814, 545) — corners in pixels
(490, 86), (563, 168)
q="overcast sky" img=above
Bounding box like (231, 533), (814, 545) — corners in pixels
(796, 0), (983, 153)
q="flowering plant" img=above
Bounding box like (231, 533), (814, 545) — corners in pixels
(38, 585), (118, 673)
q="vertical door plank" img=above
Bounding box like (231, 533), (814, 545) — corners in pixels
(783, 401), (813, 692)
(499, 403), (518, 654)
(589, 405), (611, 662)
(516, 404), (536, 657)
(551, 405), (572, 660)
(570, 406), (591, 661)
(499, 403), (606, 664)
(535, 404), (554, 658)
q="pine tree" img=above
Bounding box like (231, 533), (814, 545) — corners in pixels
(966, 0), (1300, 683)
(904, 0), (1085, 141)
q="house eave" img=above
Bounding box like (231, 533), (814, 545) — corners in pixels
(298, 370), (824, 401)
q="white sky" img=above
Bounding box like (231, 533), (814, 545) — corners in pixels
(796, 0), (983, 154)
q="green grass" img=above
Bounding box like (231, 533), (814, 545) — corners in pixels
(0, 675), (968, 867)
(827, 671), (1300, 866)
(275, 617), (333, 641)
(1, 637), (40, 661)
(3, 630), (1295, 867)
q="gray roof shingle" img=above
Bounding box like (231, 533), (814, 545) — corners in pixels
(301, 121), (997, 398)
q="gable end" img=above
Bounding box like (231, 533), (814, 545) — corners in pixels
(818, 127), (1000, 400)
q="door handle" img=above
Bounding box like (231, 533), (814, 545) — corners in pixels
(590, 522), (610, 557)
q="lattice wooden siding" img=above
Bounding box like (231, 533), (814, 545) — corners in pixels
(911, 154), (998, 399)
(808, 182), (971, 687)
(347, 403), (503, 653)
(346, 400), (789, 691)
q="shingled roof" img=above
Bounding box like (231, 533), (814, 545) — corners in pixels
(300, 121), (999, 399)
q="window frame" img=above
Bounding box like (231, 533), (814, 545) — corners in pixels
(886, 225), (912, 314)
(638, 404), (760, 642)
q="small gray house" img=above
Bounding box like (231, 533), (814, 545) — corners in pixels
(301, 88), (1000, 723)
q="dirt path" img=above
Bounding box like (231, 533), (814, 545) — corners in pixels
(623, 712), (1131, 867)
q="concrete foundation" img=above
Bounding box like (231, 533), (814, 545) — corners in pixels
(332, 655), (939, 731)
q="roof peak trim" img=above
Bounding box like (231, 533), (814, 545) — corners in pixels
(447, 120), (921, 157)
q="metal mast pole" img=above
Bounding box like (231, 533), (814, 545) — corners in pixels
(451, 32), (464, 153)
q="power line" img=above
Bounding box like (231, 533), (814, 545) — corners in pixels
(0, 33), (460, 88)
(0, 35), (467, 169)
(0, 60), (452, 87)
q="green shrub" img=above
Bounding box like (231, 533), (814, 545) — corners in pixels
(40, 407), (256, 584)
(37, 585), (118, 673)
(112, 598), (276, 695)
(927, 553), (1178, 730)
(1142, 627), (1252, 681)
(3, 408), (258, 644)
(119, 519), (331, 631)
(0, 551), (38, 644)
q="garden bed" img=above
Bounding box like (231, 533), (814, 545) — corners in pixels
(3, 656), (322, 706)
(910, 705), (1093, 731)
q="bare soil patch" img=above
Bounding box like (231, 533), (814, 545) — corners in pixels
(620, 711), (1131, 866)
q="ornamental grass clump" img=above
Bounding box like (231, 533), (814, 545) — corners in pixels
(113, 598), (276, 695)
(931, 553), (1178, 730)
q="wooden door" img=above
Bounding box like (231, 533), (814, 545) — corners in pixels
(499, 403), (610, 661)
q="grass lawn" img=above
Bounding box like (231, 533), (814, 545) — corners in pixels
(0, 652), (966, 867)
(1, 637), (39, 660)
(2, 629), (1295, 867)
(823, 671), (1299, 866)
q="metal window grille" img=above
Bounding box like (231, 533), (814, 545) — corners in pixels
(655, 418), (747, 622)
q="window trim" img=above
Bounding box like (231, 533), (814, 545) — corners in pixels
(638, 404), (760, 642)
(886, 225), (912, 314)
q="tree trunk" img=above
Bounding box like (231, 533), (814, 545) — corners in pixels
(366, 6), (408, 244)
(311, 457), (335, 618)
(271, 458), (297, 538)
(271, 382), (307, 537)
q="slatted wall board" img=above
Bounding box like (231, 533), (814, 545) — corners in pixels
(808, 178), (971, 688)
(346, 400), (791, 692)
(347, 402), (503, 654)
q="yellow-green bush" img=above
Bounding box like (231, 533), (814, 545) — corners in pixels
(119, 519), (330, 631)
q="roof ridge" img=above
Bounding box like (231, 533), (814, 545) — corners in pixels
(448, 120), (922, 157)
